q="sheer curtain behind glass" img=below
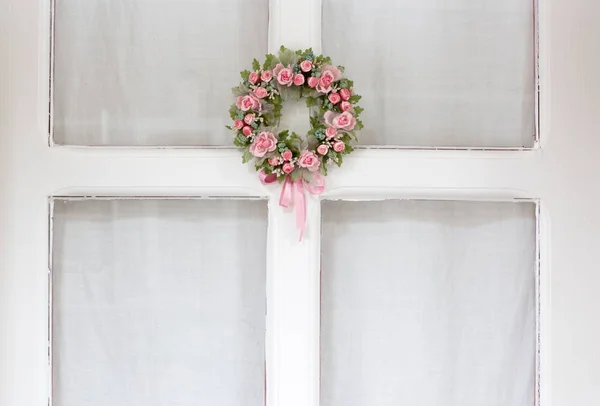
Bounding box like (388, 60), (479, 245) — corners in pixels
(53, 0), (268, 146)
(321, 200), (536, 406)
(322, 0), (536, 147)
(52, 199), (267, 406)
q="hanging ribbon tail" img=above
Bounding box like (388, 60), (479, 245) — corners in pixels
(305, 172), (326, 196)
(279, 176), (293, 208)
(294, 179), (306, 241)
(275, 173), (327, 242)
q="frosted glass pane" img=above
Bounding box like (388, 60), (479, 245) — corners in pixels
(52, 0), (268, 146)
(52, 199), (267, 406)
(321, 200), (536, 406)
(322, 0), (536, 147)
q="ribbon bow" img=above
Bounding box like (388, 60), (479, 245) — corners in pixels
(259, 170), (325, 241)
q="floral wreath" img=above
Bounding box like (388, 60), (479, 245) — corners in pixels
(227, 46), (364, 239)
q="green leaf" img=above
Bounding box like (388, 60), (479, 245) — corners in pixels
(306, 96), (317, 107)
(242, 150), (254, 164)
(335, 154), (343, 167)
(240, 70), (251, 80)
(349, 94), (362, 104)
(353, 106), (364, 116)
(291, 170), (302, 182)
(233, 134), (249, 148)
(279, 47), (298, 66)
(252, 58), (261, 71)
(356, 119), (364, 130)
(263, 54), (277, 70)
(225, 125), (233, 130)
(319, 164), (328, 176)
(229, 105), (239, 120)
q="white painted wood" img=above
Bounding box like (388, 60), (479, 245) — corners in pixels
(266, 2), (322, 406)
(2, 0), (600, 406)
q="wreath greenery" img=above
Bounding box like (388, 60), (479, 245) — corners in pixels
(227, 46), (364, 183)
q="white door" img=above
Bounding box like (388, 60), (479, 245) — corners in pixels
(1, 0), (599, 405)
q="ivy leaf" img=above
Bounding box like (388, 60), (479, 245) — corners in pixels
(306, 96), (317, 107)
(263, 54), (276, 70)
(229, 105), (239, 120)
(349, 94), (362, 104)
(240, 70), (251, 80)
(242, 150), (254, 164)
(252, 58), (261, 71)
(353, 106), (364, 116)
(356, 119), (364, 130)
(233, 134), (248, 147)
(320, 164), (328, 176)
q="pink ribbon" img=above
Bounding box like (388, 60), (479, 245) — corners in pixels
(259, 169), (325, 240)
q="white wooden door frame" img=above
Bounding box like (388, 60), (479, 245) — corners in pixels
(2, 0), (600, 405)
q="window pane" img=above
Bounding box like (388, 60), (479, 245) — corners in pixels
(321, 200), (536, 406)
(322, 0), (536, 147)
(52, 0), (268, 146)
(52, 199), (267, 406)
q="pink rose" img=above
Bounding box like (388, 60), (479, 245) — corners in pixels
(307, 77), (319, 88)
(261, 70), (273, 82)
(300, 60), (313, 72)
(328, 92), (341, 105)
(234, 120), (244, 130)
(273, 63), (293, 86)
(333, 111), (356, 130)
(293, 74), (305, 86)
(242, 126), (253, 137)
(324, 111), (356, 131)
(244, 113), (255, 125)
(339, 88), (351, 101)
(340, 101), (352, 112)
(249, 131), (277, 157)
(333, 140), (345, 153)
(254, 86), (269, 99)
(322, 65), (342, 81)
(316, 71), (334, 93)
(298, 150), (321, 172)
(316, 65), (342, 94)
(268, 156), (281, 166)
(325, 127), (337, 139)
(282, 162), (294, 174)
(236, 95), (261, 112)
(317, 144), (329, 155)
(248, 72), (260, 84)
(323, 111), (336, 127)
(282, 150), (293, 161)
